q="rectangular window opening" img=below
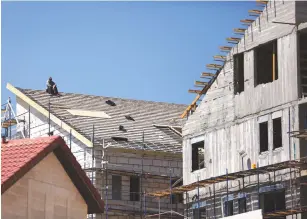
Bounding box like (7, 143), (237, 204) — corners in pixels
(259, 190), (286, 214)
(192, 141), (205, 172)
(273, 117), (282, 149)
(130, 176), (140, 201)
(224, 200), (234, 217)
(234, 53), (245, 94)
(112, 175), (122, 200)
(238, 197), (247, 214)
(193, 207), (207, 219)
(259, 122), (269, 153)
(255, 40), (278, 86)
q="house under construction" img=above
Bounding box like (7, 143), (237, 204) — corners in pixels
(148, 1), (307, 219)
(2, 84), (187, 219)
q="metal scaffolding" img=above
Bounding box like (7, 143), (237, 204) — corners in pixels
(146, 157), (307, 219)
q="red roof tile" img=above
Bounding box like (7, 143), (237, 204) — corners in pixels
(1, 136), (104, 214)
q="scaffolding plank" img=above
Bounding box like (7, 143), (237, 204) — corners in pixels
(147, 158), (307, 198)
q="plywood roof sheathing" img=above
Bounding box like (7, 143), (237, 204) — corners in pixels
(220, 46), (232, 52)
(188, 89), (202, 94)
(206, 64), (223, 70)
(213, 55), (226, 61)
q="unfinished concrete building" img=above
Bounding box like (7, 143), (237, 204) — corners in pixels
(148, 1), (307, 218)
(2, 84), (187, 219)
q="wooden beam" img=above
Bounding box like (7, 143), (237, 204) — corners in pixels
(248, 9), (262, 15)
(233, 28), (246, 35)
(194, 81), (208, 87)
(226, 37), (241, 44)
(220, 46), (232, 52)
(201, 72), (215, 77)
(188, 89), (202, 94)
(213, 55), (226, 61)
(206, 64), (223, 70)
(256, 0), (268, 4)
(240, 19), (255, 25)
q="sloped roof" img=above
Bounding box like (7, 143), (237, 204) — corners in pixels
(1, 136), (104, 214)
(11, 86), (187, 154)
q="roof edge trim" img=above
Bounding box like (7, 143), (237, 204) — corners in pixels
(6, 83), (93, 147)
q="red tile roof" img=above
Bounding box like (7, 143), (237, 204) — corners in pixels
(1, 136), (104, 214)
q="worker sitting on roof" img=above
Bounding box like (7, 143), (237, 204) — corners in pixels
(46, 77), (59, 95)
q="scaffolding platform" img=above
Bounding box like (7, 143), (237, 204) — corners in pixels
(263, 206), (307, 218)
(147, 158), (307, 197)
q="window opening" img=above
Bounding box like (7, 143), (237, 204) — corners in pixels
(273, 117), (282, 149)
(192, 141), (205, 171)
(130, 176), (140, 201)
(259, 122), (269, 153)
(238, 197), (247, 214)
(255, 40), (278, 85)
(234, 53), (245, 94)
(112, 175), (122, 200)
(259, 190), (285, 214)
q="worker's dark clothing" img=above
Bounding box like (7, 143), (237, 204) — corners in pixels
(46, 79), (58, 95)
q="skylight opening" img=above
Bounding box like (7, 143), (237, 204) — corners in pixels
(125, 115), (135, 121)
(106, 100), (116, 106)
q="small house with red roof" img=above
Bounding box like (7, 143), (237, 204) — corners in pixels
(1, 136), (104, 219)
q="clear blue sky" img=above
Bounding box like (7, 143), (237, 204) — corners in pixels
(2, 1), (255, 106)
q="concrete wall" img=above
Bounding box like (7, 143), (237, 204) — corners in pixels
(1, 152), (87, 219)
(182, 1), (304, 218)
(15, 97), (184, 218)
(183, 0), (301, 181)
